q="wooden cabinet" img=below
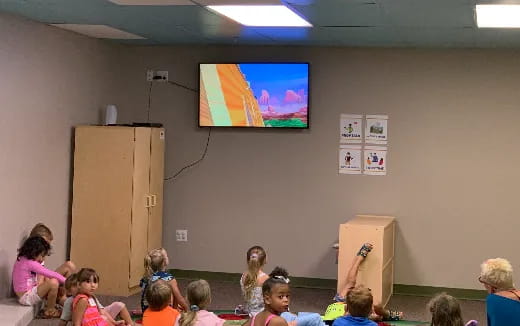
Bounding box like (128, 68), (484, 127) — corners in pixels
(337, 215), (395, 307)
(70, 126), (165, 296)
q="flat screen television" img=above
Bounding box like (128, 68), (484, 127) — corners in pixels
(199, 63), (309, 128)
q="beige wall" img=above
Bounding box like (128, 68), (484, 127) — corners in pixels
(121, 46), (520, 290)
(2, 10), (519, 294)
(0, 12), (123, 298)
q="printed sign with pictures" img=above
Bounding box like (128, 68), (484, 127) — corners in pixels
(365, 115), (388, 144)
(339, 145), (362, 174)
(340, 114), (362, 143)
(363, 146), (387, 175)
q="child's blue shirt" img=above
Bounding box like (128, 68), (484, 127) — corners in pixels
(140, 271), (174, 312)
(332, 315), (377, 326)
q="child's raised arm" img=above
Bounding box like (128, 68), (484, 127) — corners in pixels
(170, 279), (189, 311)
(27, 259), (66, 284)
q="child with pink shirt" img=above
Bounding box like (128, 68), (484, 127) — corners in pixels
(29, 223), (76, 278)
(177, 280), (224, 326)
(12, 236), (66, 318)
(72, 268), (111, 326)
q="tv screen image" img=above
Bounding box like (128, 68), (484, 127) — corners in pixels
(199, 63), (309, 128)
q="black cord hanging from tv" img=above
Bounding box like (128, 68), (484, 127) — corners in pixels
(164, 127), (211, 181)
(162, 78), (206, 182)
(167, 80), (198, 93)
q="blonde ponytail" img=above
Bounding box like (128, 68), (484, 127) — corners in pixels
(180, 280), (211, 326)
(242, 246), (266, 300)
(179, 310), (198, 326)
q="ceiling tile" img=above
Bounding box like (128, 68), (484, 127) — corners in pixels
(291, 2), (382, 27)
(475, 29), (520, 48)
(394, 27), (476, 47)
(2, 0), (520, 47)
(182, 23), (243, 38)
(106, 0), (194, 5)
(381, 0), (476, 27)
(324, 26), (407, 47)
(50, 24), (145, 39)
(250, 27), (313, 41)
(196, 0), (282, 5)
(0, 0), (113, 23)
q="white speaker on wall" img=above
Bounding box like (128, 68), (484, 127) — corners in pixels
(105, 105), (118, 125)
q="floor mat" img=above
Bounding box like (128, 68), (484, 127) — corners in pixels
(211, 310), (428, 326)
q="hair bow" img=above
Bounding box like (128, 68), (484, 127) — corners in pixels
(190, 304), (200, 312)
(250, 253), (259, 260)
(274, 275), (290, 283)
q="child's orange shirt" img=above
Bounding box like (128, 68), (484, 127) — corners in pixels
(143, 306), (180, 326)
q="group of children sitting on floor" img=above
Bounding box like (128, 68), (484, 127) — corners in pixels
(239, 245), (478, 326)
(13, 223), (478, 326)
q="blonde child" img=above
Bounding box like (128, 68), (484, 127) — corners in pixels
(143, 280), (180, 326)
(240, 245), (269, 316)
(326, 243), (402, 322)
(243, 267), (291, 326)
(332, 286), (377, 326)
(334, 244), (374, 302)
(428, 293), (477, 326)
(61, 272), (134, 326)
(140, 248), (188, 313)
(178, 280), (224, 326)
(12, 236), (66, 318)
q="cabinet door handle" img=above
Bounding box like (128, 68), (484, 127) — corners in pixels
(151, 195), (157, 207)
(145, 195), (151, 208)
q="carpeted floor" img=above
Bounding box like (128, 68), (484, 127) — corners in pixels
(28, 279), (487, 326)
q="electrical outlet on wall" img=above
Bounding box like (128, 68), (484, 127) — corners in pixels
(146, 69), (168, 82)
(176, 229), (188, 242)
(155, 70), (168, 82)
(146, 69), (154, 81)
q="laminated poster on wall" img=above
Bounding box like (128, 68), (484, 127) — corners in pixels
(365, 114), (388, 144)
(339, 145), (362, 174)
(340, 114), (363, 143)
(363, 146), (387, 175)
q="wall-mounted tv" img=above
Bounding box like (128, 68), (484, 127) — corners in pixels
(199, 63), (309, 128)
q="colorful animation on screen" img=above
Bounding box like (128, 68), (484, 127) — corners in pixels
(200, 63), (309, 128)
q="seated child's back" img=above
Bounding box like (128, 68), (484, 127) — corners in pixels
(240, 246), (268, 316)
(178, 280), (224, 326)
(13, 236), (66, 318)
(332, 286), (377, 326)
(428, 293), (466, 326)
(141, 248), (188, 312)
(143, 280), (180, 326)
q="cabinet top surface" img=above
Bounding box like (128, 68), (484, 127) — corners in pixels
(76, 125), (164, 130)
(343, 215), (395, 227)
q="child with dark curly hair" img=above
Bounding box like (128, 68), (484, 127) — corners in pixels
(12, 236), (66, 318)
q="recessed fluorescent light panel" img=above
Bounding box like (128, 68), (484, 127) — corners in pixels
(207, 5), (312, 27)
(476, 4), (520, 28)
(50, 24), (145, 39)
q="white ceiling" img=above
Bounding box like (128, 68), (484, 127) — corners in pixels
(2, 0), (520, 48)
